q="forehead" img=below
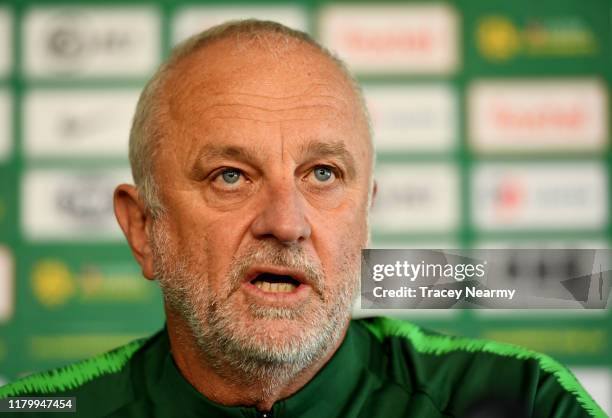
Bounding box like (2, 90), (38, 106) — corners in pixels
(167, 35), (355, 102)
(158, 36), (369, 156)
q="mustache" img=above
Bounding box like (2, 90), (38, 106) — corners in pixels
(226, 241), (325, 297)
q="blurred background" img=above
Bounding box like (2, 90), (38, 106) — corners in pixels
(0, 0), (609, 413)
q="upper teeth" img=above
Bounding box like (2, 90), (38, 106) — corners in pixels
(253, 281), (297, 293)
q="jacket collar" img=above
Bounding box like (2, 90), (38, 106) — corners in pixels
(150, 321), (372, 418)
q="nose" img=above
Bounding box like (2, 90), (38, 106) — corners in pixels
(250, 181), (311, 245)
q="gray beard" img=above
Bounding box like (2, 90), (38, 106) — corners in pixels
(150, 221), (358, 391)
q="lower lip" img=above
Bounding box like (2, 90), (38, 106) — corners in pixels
(241, 281), (312, 303)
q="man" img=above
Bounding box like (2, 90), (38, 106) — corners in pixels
(0, 20), (605, 418)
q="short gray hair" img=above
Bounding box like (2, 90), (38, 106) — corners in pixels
(129, 19), (372, 218)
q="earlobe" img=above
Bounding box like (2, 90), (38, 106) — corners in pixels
(113, 184), (156, 280)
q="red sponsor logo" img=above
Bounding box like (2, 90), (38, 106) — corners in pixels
(493, 179), (525, 220)
(492, 104), (586, 132)
(342, 29), (434, 53)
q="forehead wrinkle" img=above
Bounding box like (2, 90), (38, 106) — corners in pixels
(193, 87), (348, 104)
(168, 82), (348, 113)
(204, 116), (341, 124)
(171, 85), (351, 123)
(198, 103), (343, 122)
(165, 61), (355, 124)
(279, 122), (285, 165)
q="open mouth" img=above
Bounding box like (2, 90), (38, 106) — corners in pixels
(250, 273), (301, 293)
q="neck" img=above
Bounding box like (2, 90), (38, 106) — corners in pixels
(165, 309), (349, 411)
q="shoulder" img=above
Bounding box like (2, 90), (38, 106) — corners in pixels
(355, 317), (605, 418)
(0, 331), (163, 417)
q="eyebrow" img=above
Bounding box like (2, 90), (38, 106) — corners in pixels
(190, 144), (263, 179)
(191, 140), (357, 178)
(300, 140), (357, 179)
(196, 144), (261, 165)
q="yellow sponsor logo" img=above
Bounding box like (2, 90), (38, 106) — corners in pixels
(31, 260), (153, 306)
(79, 263), (152, 302)
(477, 15), (598, 61)
(32, 260), (76, 307)
(477, 16), (520, 61)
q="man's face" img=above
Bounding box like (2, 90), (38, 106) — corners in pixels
(149, 37), (373, 372)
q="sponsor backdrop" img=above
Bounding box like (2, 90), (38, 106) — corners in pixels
(0, 0), (610, 411)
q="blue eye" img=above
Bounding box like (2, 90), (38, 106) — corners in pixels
(313, 166), (333, 182)
(221, 169), (241, 184)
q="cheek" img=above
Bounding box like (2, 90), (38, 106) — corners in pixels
(313, 201), (368, 277)
(164, 212), (225, 289)
(301, 182), (348, 211)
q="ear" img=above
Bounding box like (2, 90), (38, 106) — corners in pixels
(114, 184), (156, 280)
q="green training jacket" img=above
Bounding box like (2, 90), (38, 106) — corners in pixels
(0, 317), (606, 417)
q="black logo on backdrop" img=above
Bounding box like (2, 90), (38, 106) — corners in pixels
(55, 176), (114, 221)
(45, 14), (134, 64)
